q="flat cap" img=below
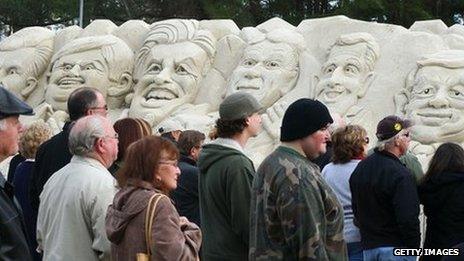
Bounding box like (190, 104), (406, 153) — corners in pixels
(0, 86), (34, 119)
(219, 92), (262, 121)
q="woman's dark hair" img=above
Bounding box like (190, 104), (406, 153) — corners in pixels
(423, 142), (464, 183)
(116, 136), (179, 194)
(332, 125), (367, 164)
(216, 118), (248, 138)
(113, 118), (152, 162)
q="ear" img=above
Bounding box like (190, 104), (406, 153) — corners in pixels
(21, 77), (38, 99)
(279, 70), (299, 96)
(394, 90), (410, 116)
(356, 72), (374, 98)
(108, 72), (133, 97)
(312, 75), (320, 99)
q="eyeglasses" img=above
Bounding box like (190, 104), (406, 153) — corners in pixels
(89, 105), (108, 111)
(159, 160), (178, 168)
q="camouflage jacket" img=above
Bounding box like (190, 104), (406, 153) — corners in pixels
(249, 146), (347, 261)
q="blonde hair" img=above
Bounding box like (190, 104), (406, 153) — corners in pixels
(19, 121), (52, 159)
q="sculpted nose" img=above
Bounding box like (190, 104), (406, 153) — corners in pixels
(244, 66), (261, 80)
(154, 67), (173, 85)
(325, 68), (343, 88)
(69, 64), (80, 76)
(428, 92), (450, 108)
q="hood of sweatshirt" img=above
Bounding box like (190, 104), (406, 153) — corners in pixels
(106, 186), (160, 244)
(197, 142), (246, 174)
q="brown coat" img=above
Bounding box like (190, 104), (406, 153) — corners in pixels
(106, 185), (201, 260)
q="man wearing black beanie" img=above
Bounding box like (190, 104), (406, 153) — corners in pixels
(250, 98), (348, 260)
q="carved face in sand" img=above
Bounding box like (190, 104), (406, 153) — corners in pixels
(405, 65), (464, 143)
(226, 40), (298, 109)
(0, 48), (35, 97)
(315, 42), (373, 116)
(129, 42), (209, 124)
(45, 49), (112, 111)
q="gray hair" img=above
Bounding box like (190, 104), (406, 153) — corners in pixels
(0, 27), (54, 79)
(376, 129), (408, 151)
(330, 32), (380, 71)
(68, 115), (107, 156)
(134, 19), (217, 81)
(51, 35), (134, 83)
(405, 50), (464, 95)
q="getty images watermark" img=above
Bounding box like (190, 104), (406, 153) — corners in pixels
(394, 248), (460, 257)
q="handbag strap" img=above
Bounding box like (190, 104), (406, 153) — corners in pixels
(144, 193), (165, 257)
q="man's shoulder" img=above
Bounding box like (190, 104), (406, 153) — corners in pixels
(37, 130), (68, 152)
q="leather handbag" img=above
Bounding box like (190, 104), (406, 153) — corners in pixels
(136, 193), (164, 261)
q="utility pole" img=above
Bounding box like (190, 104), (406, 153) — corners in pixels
(79, 0), (84, 27)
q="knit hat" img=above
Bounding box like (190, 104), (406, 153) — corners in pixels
(219, 92), (262, 121)
(376, 115), (412, 141)
(280, 99), (333, 142)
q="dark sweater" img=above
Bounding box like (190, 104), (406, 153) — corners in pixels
(171, 154), (200, 226)
(29, 122), (73, 212)
(419, 171), (464, 258)
(349, 149), (420, 249)
(13, 161), (41, 261)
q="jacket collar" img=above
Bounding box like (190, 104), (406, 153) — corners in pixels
(374, 148), (401, 162)
(70, 155), (108, 171)
(209, 137), (245, 154)
(180, 154), (196, 166)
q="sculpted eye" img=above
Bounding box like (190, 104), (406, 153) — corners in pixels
(148, 64), (161, 73)
(265, 61), (280, 68)
(175, 65), (188, 74)
(84, 64), (96, 70)
(63, 64), (73, 71)
(423, 88), (431, 94)
(243, 59), (256, 67)
(345, 64), (359, 74)
(324, 64), (336, 74)
(7, 68), (18, 75)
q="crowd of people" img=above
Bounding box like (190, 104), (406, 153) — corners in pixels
(1, 84), (463, 261)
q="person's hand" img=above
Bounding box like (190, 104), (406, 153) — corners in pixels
(179, 216), (189, 227)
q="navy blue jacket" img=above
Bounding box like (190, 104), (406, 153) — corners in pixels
(171, 154), (200, 226)
(349, 149), (420, 249)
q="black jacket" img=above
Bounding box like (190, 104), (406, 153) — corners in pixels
(29, 122), (73, 212)
(419, 171), (464, 254)
(0, 173), (32, 261)
(171, 154), (200, 226)
(349, 149), (420, 249)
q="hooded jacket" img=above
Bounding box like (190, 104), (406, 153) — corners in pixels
(197, 139), (255, 261)
(105, 185), (201, 261)
(419, 172), (464, 252)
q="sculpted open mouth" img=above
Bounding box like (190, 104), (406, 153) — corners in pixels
(58, 77), (84, 88)
(321, 89), (344, 102)
(237, 85), (260, 91)
(145, 88), (179, 101)
(140, 86), (180, 108)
